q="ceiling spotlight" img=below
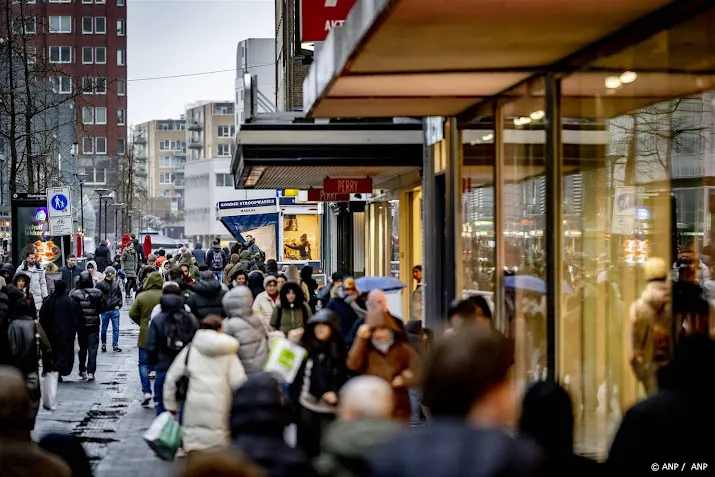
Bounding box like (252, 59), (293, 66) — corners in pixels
(605, 76), (622, 89)
(513, 118), (522, 126)
(482, 133), (493, 141)
(519, 117), (531, 125)
(619, 71), (637, 84)
(530, 110), (545, 120)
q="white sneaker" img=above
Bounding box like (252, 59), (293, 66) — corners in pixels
(141, 393), (152, 407)
(79, 371), (88, 380)
(87, 374), (95, 382)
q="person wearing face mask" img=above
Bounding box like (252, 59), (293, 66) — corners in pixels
(347, 290), (420, 422)
(270, 281), (312, 339)
(253, 276), (280, 330)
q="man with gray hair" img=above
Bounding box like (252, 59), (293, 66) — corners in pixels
(314, 376), (404, 477)
(0, 366), (70, 476)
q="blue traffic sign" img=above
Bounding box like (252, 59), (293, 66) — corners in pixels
(50, 194), (69, 211)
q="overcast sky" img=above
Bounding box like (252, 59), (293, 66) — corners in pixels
(127, 0), (274, 125)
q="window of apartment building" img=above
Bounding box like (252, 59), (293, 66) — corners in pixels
(95, 137), (107, 154)
(177, 122), (186, 131)
(117, 109), (125, 126)
(117, 19), (125, 36)
(79, 167), (106, 184)
(117, 79), (126, 96)
(49, 15), (72, 33)
(82, 46), (93, 64)
(83, 137), (94, 154)
(215, 173), (232, 187)
(217, 144), (231, 157)
(160, 157), (173, 168)
(95, 77), (107, 94)
(24, 46), (37, 65)
(95, 47), (106, 64)
(82, 17), (93, 34)
(117, 49), (125, 66)
(12, 17), (36, 35)
(51, 76), (72, 94)
(50, 0), (72, 3)
(160, 173), (175, 184)
(13, 0), (37, 3)
(82, 77), (94, 94)
(159, 140), (169, 151)
(50, 46), (71, 63)
(95, 107), (107, 125)
(96, 0), (106, 3)
(217, 125), (235, 137)
(82, 107), (93, 124)
(117, 0), (125, 5)
(117, 138), (126, 155)
(95, 17), (107, 34)
(215, 105), (233, 115)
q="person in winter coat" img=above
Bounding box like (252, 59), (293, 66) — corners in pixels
(129, 233), (146, 265)
(137, 254), (159, 290)
(347, 290), (420, 422)
(289, 309), (347, 458)
(314, 375), (403, 477)
(230, 372), (317, 477)
(0, 280), (12, 366)
(38, 434), (93, 477)
(94, 240), (112, 272)
(187, 271), (227, 321)
(325, 278), (367, 344)
(69, 272), (106, 381)
(265, 259), (279, 278)
(39, 281), (81, 379)
(146, 293), (199, 415)
(60, 254), (82, 292)
(164, 316), (246, 455)
(14, 252), (48, 314)
(129, 272), (164, 406)
(207, 239), (227, 282)
(0, 367), (71, 477)
(247, 270), (265, 299)
(96, 266), (124, 353)
(231, 270), (249, 289)
(253, 275), (280, 330)
(150, 282), (192, 320)
(222, 286), (269, 374)
(223, 254), (240, 285)
(121, 241), (140, 303)
(85, 260), (105, 285)
(284, 265), (311, 304)
(191, 243), (206, 266)
(180, 261), (197, 286)
(7, 298), (54, 429)
(270, 282), (312, 337)
(13, 271), (37, 315)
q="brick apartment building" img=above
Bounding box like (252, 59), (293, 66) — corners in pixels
(275, 0), (311, 111)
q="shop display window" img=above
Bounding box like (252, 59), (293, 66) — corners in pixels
(283, 214), (321, 261)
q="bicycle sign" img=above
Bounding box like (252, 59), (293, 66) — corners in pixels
(46, 187), (72, 218)
(49, 217), (72, 236)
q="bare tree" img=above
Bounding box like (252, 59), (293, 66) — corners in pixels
(116, 126), (149, 233)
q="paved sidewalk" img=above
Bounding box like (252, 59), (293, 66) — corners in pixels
(34, 310), (180, 477)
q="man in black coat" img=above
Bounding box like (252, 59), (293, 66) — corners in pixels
(93, 240), (112, 272)
(38, 280), (82, 379)
(95, 266), (123, 353)
(187, 271), (227, 321)
(69, 272), (106, 381)
(60, 254), (82, 292)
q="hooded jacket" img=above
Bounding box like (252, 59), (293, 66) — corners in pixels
(191, 243), (206, 266)
(207, 244), (227, 272)
(38, 281), (79, 376)
(69, 273), (106, 328)
(129, 273), (164, 348)
(96, 276), (123, 311)
(85, 260), (105, 285)
(94, 242), (112, 272)
(14, 260), (48, 313)
(222, 286), (269, 374)
(163, 329), (246, 452)
(146, 294), (199, 372)
(270, 282), (312, 334)
(8, 298), (53, 375)
(121, 247), (139, 278)
(187, 271), (227, 321)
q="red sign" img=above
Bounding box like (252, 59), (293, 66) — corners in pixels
(307, 188), (350, 202)
(323, 177), (372, 194)
(301, 0), (358, 43)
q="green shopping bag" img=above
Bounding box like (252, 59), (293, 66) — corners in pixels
(264, 336), (307, 383)
(143, 411), (182, 461)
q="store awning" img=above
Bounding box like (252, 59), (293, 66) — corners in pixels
(303, 0), (715, 119)
(233, 116), (423, 189)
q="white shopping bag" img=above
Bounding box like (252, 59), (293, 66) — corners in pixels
(143, 411), (182, 461)
(263, 336), (307, 384)
(41, 372), (59, 411)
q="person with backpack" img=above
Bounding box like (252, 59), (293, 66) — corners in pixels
(270, 282), (312, 338)
(207, 238), (227, 282)
(69, 272), (106, 382)
(146, 292), (199, 415)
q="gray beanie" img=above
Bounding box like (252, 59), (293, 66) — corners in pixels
(105, 266), (117, 275)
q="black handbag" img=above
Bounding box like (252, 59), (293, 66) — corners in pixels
(174, 345), (191, 402)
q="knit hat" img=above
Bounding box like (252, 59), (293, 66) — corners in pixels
(263, 275), (277, 288)
(105, 266), (117, 276)
(285, 264), (300, 284)
(265, 259), (278, 276)
(231, 253), (240, 264)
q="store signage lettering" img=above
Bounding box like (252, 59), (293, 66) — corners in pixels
(323, 177), (372, 194)
(218, 198), (276, 210)
(301, 0), (357, 42)
(307, 188), (350, 202)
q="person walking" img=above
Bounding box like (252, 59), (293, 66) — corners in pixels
(222, 286), (269, 374)
(14, 252), (48, 315)
(187, 271), (227, 321)
(94, 240), (112, 273)
(69, 272), (106, 381)
(191, 243), (206, 266)
(60, 254), (82, 292)
(96, 267), (123, 353)
(253, 275), (279, 330)
(129, 272), (164, 406)
(38, 280), (81, 381)
(207, 239), (226, 282)
(270, 282), (312, 338)
(85, 261), (104, 286)
(121, 241), (139, 305)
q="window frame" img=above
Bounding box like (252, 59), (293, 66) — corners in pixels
(117, 138), (126, 155)
(82, 77), (94, 94)
(95, 137), (107, 155)
(13, 17), (37, 35)
(95, 77), (107, 94)
(82, 46), (93, 64)
(49, 15), (72, 33)
(117, 19), (125, 36)
(217, 143), (232, 157)
(94, 46), (106, 64)
(94, 17), (107, 34)
(51, 76), (72, 94)
(116, 49), (125, 66)
(83, 137), (94, 155)
(117, 79), (126, 96)
(49, 46), (72, 64)
(82, 17), (93, 34)
(82, 107), (93, 124)
(94, 107), (107, 125)
(117, 108), (126, 126)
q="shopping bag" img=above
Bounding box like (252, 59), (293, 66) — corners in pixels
(143, 411), (182, 461)
(41, 372), (59, 411)
(264, 336), (307, 384)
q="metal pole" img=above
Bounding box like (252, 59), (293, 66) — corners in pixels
(114, 208), (119, 249)
(98, 197), (102, 246)
(445, 117), (460, 302)
(544, 72), (563, 380)
(80, 181), (85, 255)
(104, 199), (108, 243)
(492, 102), (507, 333)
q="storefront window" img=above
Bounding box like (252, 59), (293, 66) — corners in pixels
(283, 214), (321, 261)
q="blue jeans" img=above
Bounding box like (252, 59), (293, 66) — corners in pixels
(408, 387), (423, 425)
(154, 371), (167, 415)
(100, 310), (120, 348)
(138, 348), (152, 395)
(213, 271), (223, 283)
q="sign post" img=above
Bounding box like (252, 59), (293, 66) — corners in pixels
(323, 177), (372, 194)
(47, 187), (72, 218)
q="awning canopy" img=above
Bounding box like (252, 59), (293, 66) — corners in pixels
(232, 116), (423, 189)
(303, 0), (715, 120)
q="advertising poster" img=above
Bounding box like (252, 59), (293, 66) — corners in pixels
(13, 205), (64, 266)
(217, 198), (279, 261)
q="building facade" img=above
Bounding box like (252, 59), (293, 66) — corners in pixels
(236, 38), (276, 125)
(274, 0), (311, 111)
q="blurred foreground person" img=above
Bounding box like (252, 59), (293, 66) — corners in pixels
(230, 372), (317, 477)
(608, 335), (715, 471)
(519, 381), (599, 476)
(179, 450), (262, 477)
(39, 280), (80, 379)
(315, 375), (403, 477)
(70, 272), (106, 382)
(0, 366), (70, 477)
(39, 434), (93, 477)
(369, 324), (542, 477)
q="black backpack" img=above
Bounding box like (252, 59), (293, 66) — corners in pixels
(164, 309), (197, 352)
(210, 251), (224, 270)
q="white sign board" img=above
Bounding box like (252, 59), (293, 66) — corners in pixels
(611, 186), (638, 235)
(46, 187), (72, 218)
(49, 217), (73, 236)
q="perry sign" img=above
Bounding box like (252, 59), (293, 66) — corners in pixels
(301, 0), (358, 42)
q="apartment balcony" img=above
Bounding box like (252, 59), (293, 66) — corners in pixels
(188, 139), (203, 149)
(135, 151), (148, 161)
(134, 136), (147, 145)
(188, 121), (203, 131)
(174, 180), (185, 188)
(135, 168), (148, 177)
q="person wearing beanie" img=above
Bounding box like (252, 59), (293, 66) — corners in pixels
(630, 257), (672, 395)
(253, 275), (280, 329)
(265, 259), (279, 277)
(223, 254), (240, 286)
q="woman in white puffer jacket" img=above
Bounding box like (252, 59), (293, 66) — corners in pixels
(253, 275), (280, 329)
(163, 315), (246, 454)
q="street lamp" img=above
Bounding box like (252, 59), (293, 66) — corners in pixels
(73, 171), (89, 255)
(94, 188), (109, 245)
(111, 203), (125, 250)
